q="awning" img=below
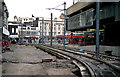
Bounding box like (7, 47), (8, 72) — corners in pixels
(3, 27), (9, 35)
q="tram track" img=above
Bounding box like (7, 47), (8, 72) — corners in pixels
(51, 44), (120, 69)
(54, 44), (120, 61)
(35, 45), (96, 77)
(35, 44), (120, 77)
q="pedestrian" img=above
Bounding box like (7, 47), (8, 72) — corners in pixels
(58, 39), (61, 43)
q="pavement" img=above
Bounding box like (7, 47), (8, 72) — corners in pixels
(0, 64), (2, 76)
(0, 48), (2, 76)
(2, 45), (56, 63)
(2, 45), (77, 76)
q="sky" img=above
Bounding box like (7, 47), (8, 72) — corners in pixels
(4, 0), (74, 21)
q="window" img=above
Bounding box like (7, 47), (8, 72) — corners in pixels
(16, 28), (18, 33)
(49, 32), (51, 35)
(40, 26), (41, 30)
(63, 27), (64, 31)
(36, 32), (38, 35)
(54, 27), (56, 30)
(29, 18), (32, 20)
(12, 28), (14, 33)
(40, 23), (41, 26)
(22, 28), (26, 30)
(34, 32), (36, 34)
(23, 31), (26, 35)
(58, 24), (60, 26)
(27, 31), (30, 34)
(49, 25), (51, 29)
(58, 32), (60, 34)
(31, 27), (36, 30)
(31, 32), (34, 34)
(45, 27), (46, 30)
(54, 32), (56, 35)
(27, 27), (30, 30)
(58, 27), (60, 30)
(30, 22), (32, 25)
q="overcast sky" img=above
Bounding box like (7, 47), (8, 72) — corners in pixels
(4, 0), (74, 21)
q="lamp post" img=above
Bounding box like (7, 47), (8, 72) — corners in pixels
(19, 17), (23, 44)
(18, 18), (21, 43)
(42, 17), (44, 45)
(63, 2), (66, 49)
(45, 21), (47, 44)
(96, 0), (100, 58)
(50, 13), (53, 47)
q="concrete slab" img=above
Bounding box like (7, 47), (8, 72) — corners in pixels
(0, 54), (2, 76)
(2, 45), (76, 76)
(0, 65), (2, 76)
(2, 63), (47, 75)
(46, 68), (74, 75)
(2, 45), (56, 63)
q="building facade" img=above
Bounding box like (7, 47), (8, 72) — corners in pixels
(8, 16), (40, 43)
(67, 2), (120, 45)
(8, 17), (66, 43)
(0, 0), (9, 48)
(66, 2), (120, 56)
(8, 21), (19, 42)
(0, 0), (9, 73)
(38, 19), (64, 37)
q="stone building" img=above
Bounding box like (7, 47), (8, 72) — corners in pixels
(0, 0), (9, 48)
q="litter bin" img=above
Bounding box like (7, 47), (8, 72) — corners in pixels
(105, 51), (112, 56)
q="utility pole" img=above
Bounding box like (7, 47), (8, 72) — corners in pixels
(45, 23), (46, 44)
(63, 2), (66, 49)
(46, 2), (66, 48)
(50, 13), (53, 47)
(96, 1), (100, 58)
(42, 18), (44, 45)
(20, 18), (23, 44)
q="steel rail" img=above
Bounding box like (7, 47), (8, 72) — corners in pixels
(35, 45), (103, 77)
(35, 45), (120, 77)
(52, 44), (120, 61)
(52, 45), (120, 75)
